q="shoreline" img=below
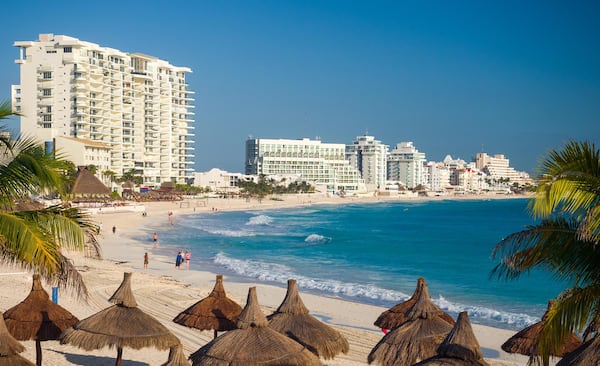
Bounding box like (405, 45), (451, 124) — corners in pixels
(1, 193), (540, 365)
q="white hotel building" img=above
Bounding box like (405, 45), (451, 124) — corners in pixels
(345, 134), (388, 191)
(245, 138), (366, 193)
(11, 34), (195, 187)
(387, 141), (426, 189)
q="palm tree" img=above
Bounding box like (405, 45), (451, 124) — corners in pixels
(0, 101), (96, 297)
(491, 140), (600, 364)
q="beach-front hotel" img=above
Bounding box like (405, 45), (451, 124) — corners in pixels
(11, 34), (195, 188)
(245, 137), (366, 193)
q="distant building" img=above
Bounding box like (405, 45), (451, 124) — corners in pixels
(12, 33), (195, 188)
(346, 134), (388, 191)
(423, 161), (451, 192)
(55, 136), (112, 186)
(475, 152), (532, 186)
(192, 168), (255, 193)
(245, 137), (366, 193)
(387, 142), (426, 189)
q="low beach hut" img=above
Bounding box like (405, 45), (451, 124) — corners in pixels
(0, 311), (35, 366)
(374, 277), (454, 331)
(60, 272), (182, 366)
(267, 279), (349, 360)
(368, 278), (454, 366)
(173, 274), (242, 339)
(189, 286), (322, 366)
(502, 301), (582, 366)
(70, 166), (111, 204)
(413, 311), (490, 366)
(3, 274), (79, 366)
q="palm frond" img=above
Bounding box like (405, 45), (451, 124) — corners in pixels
(536, 285), (600, 359)
(491, 218), (600, 285)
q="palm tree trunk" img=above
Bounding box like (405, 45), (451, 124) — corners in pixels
(214, 329), (218, 339)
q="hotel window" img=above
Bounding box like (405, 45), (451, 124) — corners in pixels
(64, 47), (72, 53)
(16, 97), (21, 103)
(46, 106), (52, 113)
(42, 89), (51, 96)
(43, 71), (52, 79)
(43, 115), (52, 122)
(16, 89), (21, 94)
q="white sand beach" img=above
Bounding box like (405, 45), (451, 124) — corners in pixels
(0, 193), (545, 366)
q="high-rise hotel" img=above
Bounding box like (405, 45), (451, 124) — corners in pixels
(11, 34), (195, 187)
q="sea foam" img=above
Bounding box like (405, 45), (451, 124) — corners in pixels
(212, 252), (538, 329)
(246, 214), (273, 226)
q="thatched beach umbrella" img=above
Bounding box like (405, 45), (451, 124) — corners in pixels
(173, 274), (242, 339)
(0, 311), (35, 366)
(374, 277), (454, 331)
(368, 278), (454, 366)
(413, 311), (490, 366)
(189, 286), (322, 366)
(3, 274), (79, 366)
(267, 279), (349, 360)
(60, 272), (181, 366)
(501, 300), (582, 366)
(556, 335), (600, 366)
(162, 344), (191, 366)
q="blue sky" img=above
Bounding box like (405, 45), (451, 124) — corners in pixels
(2, 1), (599, 174)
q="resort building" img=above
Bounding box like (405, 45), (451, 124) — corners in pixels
(245, 137), (366, 194)
(11, 33), (195, 188)
(387, 142), (426, 189)
(345, 134), (388, 191)
(475, 152), (533, 186)
(192, 168), (257, 194)
(423, 161), (451, 192)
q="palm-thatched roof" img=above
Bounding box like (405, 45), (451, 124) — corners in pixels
(189, 286), (322, 366)
(4, 274), (79, 366)
(368, 278), (454, 366)
(413, 311), (490, 366)
(71, 166), (110, 196)
(173, 275), (242, 338)
(162, 345), (191, 366)
(4, 274), (79, 341)
(60, 272), (181, 366)
(501, 301), (582, 363)
(556, 335), (600, 366)
(374, 277), (454, 330)
(0, 311), (35, 366)
(267, 279), (349, 360)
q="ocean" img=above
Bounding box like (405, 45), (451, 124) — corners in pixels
(153, 198), (566, 331)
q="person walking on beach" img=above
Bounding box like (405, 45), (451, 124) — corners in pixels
(175, 251), (182, 269)
(112, 225), (116, 234)
(144, 252), (149, 270)
(184, 250), (191, 269)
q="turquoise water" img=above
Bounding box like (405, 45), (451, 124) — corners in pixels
(154, 198), (566, 330)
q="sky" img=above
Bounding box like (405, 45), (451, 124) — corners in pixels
(1, 1), (599, 175)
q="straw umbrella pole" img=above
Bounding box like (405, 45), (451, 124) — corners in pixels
(374, 277), (454, 331)
(0, 311), (35, 366)
(3, 274), (79, 366)
(173, 274), (242, 339)
(368, 278), (454, 366)
(413, 311), (490, 366)
(501, 301), (582, 366)
(556, 335), (600, 366)
(190, 286), (322, 366)
(60, 272), (181, 366)
(268, 279), (349, 360)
